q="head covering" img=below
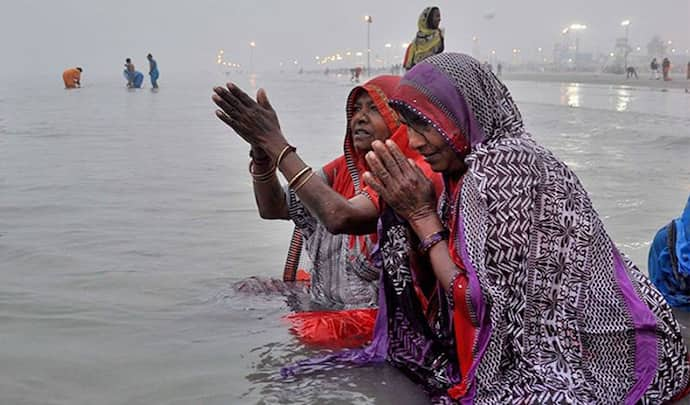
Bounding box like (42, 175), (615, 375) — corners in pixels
(402, 7), (444, 70)
(392, 52), (524, 153)
(330, 75), (401, 198)
(649, 194), (690, 309)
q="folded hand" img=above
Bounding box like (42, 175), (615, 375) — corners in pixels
(212, 83), (288, 158)
(363, 140), (436, 223)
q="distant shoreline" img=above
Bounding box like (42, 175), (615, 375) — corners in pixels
(501, 72), (690, 90)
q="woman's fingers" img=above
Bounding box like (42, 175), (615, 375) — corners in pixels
(371, 141), (403, 178)
(227, 83), (257, 107)
(256, 88), (274, 112)
(215, 109), (234, 126)
(365, 150), (394, 187)
(408, 158), (427, 180)
(386, 140), (411, 170)
(215, 109), (246, 134)
(215, 110), (252, 143)
(211, 93), (240, 118)
(213, 90), (248, 124)
(213, 86), (243, 111)
(362, 171), (386, 197)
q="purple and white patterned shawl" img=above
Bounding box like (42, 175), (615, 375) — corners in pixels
(398, 53), (690, 404)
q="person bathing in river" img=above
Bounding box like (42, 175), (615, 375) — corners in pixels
(211, 76), (439, 348)
(282, 53), (690, 403)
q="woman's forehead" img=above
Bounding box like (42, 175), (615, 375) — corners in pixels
(353, 91), (373, 103)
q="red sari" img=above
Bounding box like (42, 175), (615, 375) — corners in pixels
(285, 76), (440, 349)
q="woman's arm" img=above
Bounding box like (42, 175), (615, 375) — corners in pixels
(213, 85), (378, 234)
(249, 146), (289, 220)
(408, 214), (459, 290)
(277, 148), (378, 235)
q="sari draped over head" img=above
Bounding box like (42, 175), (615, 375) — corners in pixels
(394, 52), (690, 403)
(283, 76), (411, 348)
(284, 53), (690, 404)
(403, 7), (444, 71)
(649, 195), (690, 310)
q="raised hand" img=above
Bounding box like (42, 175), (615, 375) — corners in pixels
(212, 83), (289, 158)
(363, 140), (436, 223)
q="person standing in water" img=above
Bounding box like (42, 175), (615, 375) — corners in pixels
(650, 58), (660, 80)
(62, 67), (82, 89)
(402, 6), (444, 71)
(662, 57), (672, 81)
(147, 53), (159, 89)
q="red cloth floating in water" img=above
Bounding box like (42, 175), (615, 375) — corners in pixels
(284, 308), (377, 349)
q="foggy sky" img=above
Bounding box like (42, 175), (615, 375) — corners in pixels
(2, 0), (688, 80)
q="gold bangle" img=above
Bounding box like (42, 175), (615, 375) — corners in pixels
(249, 160), (276, 182)
(287, 166), (312, 188)
(276, 145), (296, 168)
(292, 171), (316, 192)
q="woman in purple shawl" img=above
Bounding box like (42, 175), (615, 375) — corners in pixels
(284, 53), (690, 404)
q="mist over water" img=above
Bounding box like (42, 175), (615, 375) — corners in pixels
(1, 72), (689, 403)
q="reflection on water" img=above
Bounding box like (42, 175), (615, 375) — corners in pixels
(561, 83), (581, 107)
(616, 88), (631, 112)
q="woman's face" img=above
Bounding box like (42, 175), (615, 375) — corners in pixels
(399, 109), (465, 175)
(429, 8), (441, 29)
(350, 92), (391, 152)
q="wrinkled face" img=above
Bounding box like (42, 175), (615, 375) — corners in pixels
(350, 92), (391, 152)
(398, 108), (465, 175)
(429, 8), (441, 29)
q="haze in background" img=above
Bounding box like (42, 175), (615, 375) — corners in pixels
(2, 0), (688, 82)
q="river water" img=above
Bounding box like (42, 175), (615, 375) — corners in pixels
(1, 72), (689, 404)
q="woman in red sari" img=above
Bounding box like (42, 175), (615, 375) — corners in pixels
(212, 76), (437, 348)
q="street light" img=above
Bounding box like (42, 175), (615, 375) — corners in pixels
(364, 15), (372, 76)
(621, 20), (631, 69)
(249, 41), (256, 73)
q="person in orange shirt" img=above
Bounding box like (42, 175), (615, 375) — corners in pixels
(62, 67), (83, 89)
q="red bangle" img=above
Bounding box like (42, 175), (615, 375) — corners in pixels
(418, 229), (449, 255)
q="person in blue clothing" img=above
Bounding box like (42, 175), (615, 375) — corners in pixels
(123, 58), (144, 88)
(147, 53), (159, 89)
(649, 194), (690, 310)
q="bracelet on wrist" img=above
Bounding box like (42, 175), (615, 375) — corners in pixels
(287, 166), (312, 189)
(276, 144), (297, 168)
(249, 160), (276, 183)
(292, 171), (316, 192)
(248, 144), (296, 183)
(418, 229), (449, 255)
